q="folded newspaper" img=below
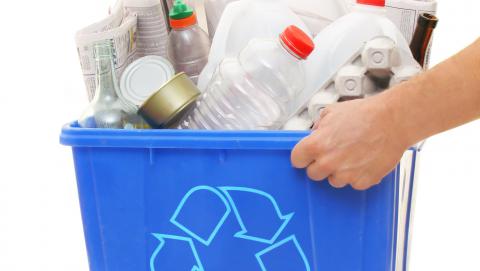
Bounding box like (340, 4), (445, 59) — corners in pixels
(76, 0), (169, 100)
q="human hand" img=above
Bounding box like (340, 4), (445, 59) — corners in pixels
(291, 96), (410, 190)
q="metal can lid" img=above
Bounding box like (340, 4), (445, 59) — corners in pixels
(139, 73), (200, 128)
(120, 55), (175, 108)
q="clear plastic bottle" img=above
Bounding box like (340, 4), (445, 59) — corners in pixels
(167, 0), (211, 84)
(204, 0), (238, 40)
(197, 0), (309, 91)
(79, 40), (129, 129)
(180, 25), (314, 130)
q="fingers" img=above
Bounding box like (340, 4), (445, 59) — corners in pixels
(291, 132), (324, 169)
(351, 179), (379, 191)
(328, 175), (348, 189)
(328, 172), (382, 190)
(312, 107), (330, 130)
(306, 159), (335, 181)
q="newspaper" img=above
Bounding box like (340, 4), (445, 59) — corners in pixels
(385, 0), (437, 43)
(385, 0), (437, 67)
(76, 0), (171, 100)
(76, 1), (138, 101)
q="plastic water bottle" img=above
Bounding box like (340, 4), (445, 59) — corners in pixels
(180, 25), (314, 130)
(204, 0), (238, 40)
(197, 0), (310, 91)
(167, 0), (211, 84)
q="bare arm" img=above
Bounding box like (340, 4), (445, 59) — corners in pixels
(291, 38), (480, 190)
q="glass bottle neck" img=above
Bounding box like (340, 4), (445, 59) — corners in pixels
(93, 55), (119, 103)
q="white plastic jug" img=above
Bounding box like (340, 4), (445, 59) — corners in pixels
(196, 0), (310, 91)
(286, 0), (350, 35)
(289, 0), (419, 120)
(180, 26), (314, 130)
(204, 0), (239, 40)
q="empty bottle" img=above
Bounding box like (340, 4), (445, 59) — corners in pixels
(204, 0), (238, 40)
(79, 40), (129, 129)
(197, 0), (309, 91)
(180, 25), (314, 130)
(410, 13), (438, 68)
(168, 0), (211, 84)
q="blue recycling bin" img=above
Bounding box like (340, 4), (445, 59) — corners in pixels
(61, 122), (418, 271)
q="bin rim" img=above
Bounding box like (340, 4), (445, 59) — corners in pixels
(61, 122), (420, 151)
(60, 122), (311, 150)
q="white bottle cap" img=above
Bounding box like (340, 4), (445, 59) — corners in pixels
(120, 56), (175, 108)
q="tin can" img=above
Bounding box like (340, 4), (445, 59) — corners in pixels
(139, 73), (200, 128)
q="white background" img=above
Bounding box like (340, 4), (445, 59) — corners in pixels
(0, 0), (479, 270)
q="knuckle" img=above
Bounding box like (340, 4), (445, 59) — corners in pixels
(309, 141), (325, 156)
(321, 160), (336, 173)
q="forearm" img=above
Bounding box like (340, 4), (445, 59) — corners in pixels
(380, 38), (480, 147)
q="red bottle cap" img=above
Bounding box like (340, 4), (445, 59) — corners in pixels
(356, 0), (385, 7)
(280, 25), (314, 60)
(170, 13), (197, 29)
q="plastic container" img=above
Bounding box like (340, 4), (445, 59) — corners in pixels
(180, 26), (314, 130)
(197, 0), (310, 91)
(288, 0), (420, 121)
(167, 0), (211, 84)
(204, 0), (238, 40)
(124, 0), (170, 58)
(286, 0), (349, 35)
(61, 124), (418, 271)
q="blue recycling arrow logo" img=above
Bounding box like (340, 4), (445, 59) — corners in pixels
(150, 234), (204, 271)
(170, 186), (231, 246)
(219, 187), (294, 244)
(150, 185), (309, 271)
(255, 235), (311, 271)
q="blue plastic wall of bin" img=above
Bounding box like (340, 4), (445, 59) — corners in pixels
(61, 123), (415, 271)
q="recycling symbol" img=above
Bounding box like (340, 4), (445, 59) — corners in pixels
(150, 186), (311, 271)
